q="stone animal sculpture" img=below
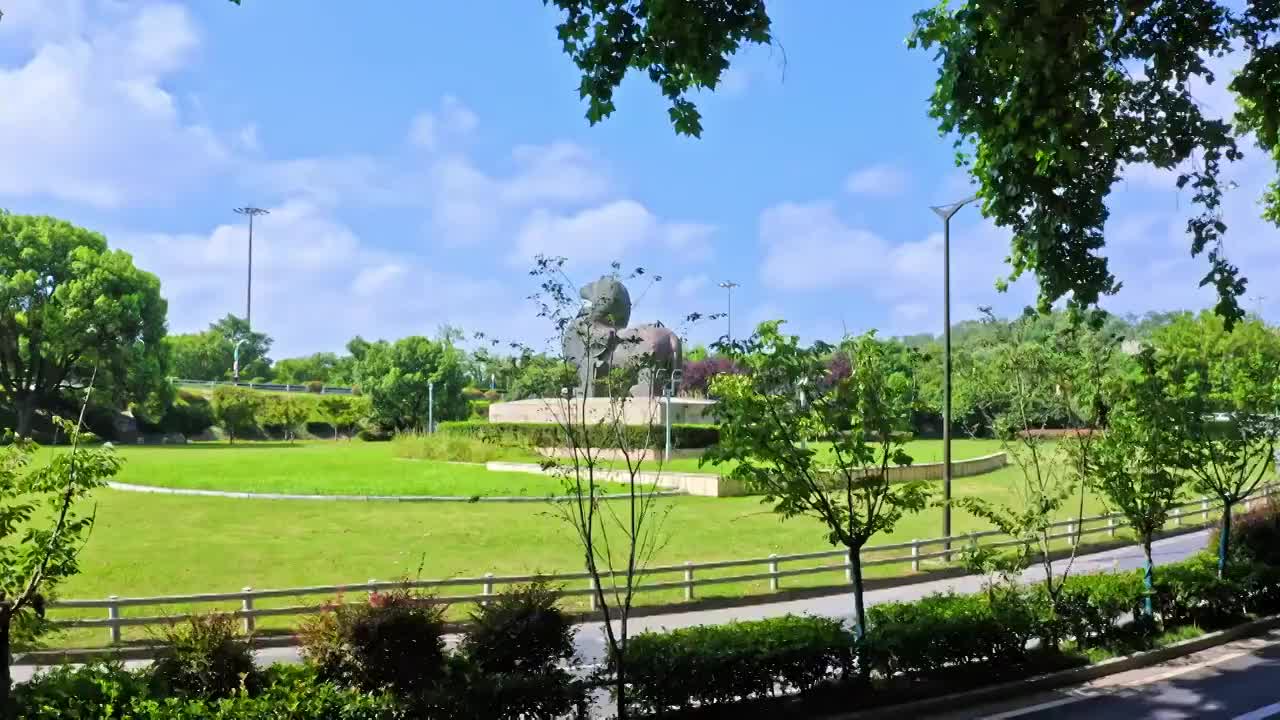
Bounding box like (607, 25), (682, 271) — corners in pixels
(562, 275), (683, 398)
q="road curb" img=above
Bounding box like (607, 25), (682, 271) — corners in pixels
(828, 613), (1280, 719)
(105, 481), (684, 503)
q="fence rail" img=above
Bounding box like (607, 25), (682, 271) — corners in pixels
(51, 486), (1276, 644)
(172, 378), (355, 396)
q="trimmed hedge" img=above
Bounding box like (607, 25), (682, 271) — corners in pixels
(622, 615), (853, 715)
(437, 420), (720, 449)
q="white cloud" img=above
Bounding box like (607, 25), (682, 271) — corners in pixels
(117, 200), (524, 356)
(237, 124), (261, 153)
(511, 200), (716, 269)
(844, 163), (909, 196)
(675, 274), (709, 298)
(408, 94), (479, 151)
(0, 1), (232, 207)
(759, 202), (888, 290)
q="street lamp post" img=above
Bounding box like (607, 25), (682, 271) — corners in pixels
(233, 207), (269, 329)
(664, 369), (684, 462)
(718, 281), (739, 346)
(428, 382), (435, 434)
(232, 339), (248, 385)
(929, 193), (979, 560)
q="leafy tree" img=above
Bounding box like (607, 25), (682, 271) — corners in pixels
(317, 395), (370, 440)
(506, 354), (581, 400)
(0, 412), (120, 709)
(209, 386), (263, 444)
(355, 337), (466, 431)
(679, 356), (742, 398)
(1084, 348), (1186, 615)
(0, 214), (168, 437)
(272, 353), (344, 385)
(259, 395), (310, 443)
(1149, 312), (1280, 576)
(707, 324), (930, 640)
(166, 315), (272, 382)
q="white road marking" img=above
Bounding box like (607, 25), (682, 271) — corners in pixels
(1118, 648), (1253, 686)
(980, 693), (1095, 719)
(1232, 701), (1280, 720)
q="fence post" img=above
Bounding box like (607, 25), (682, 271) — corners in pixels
(911, 540), (920, 572)
(844, 552), (853, 583)
(367, 579), (377, 602)
(683, 562), (694, 601)
(482, 573), (495, 606)
(768, 554), (780, 592)
(1175, 508), (1183, 526)
(241, 587), (255, 634)
(588, 577), (598, 612)
(1067, 520), (1077, 547)
(1202, 497), (1210, 523)
(107, 596), (121, 644)
(1108, 516), (1116, 538)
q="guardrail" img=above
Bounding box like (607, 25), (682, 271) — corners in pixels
(50, 486), (1275, 644)
(173, 379), (355, 396)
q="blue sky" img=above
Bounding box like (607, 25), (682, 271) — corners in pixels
(1, 1), (1276, 357)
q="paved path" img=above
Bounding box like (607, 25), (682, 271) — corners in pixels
(942, 627), (1280, 719)
(11, 529), (1212, 685)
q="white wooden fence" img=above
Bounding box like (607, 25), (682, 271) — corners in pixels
(50, 487), (1275, 645)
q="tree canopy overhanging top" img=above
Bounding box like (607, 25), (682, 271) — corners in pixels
(225, 0), (1279, 327)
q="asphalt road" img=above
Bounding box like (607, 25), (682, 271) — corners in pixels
(942, 628), (1280, 719)
(11, 528), (1214, 685)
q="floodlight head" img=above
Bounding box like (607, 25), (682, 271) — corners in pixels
(718, 280), (739, 290)
(233, 207), (270, 217)
(929, 194), (980, 221)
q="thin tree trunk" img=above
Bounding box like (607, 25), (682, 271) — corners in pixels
(14, 396), (34, 439)
(614, 652), (628, 720)
(0, 613), (12, 720)
(1218, 503), (1232, 579)
(849, 546), (867, 640)
(1141, 536), (1156, 617)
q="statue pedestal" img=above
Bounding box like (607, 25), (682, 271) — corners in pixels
(488, 397), (716, 427)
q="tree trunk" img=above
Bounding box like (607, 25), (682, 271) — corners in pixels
(1141, 536), (1156, 617)
(1218, 503), (1232, 579)
(614, 652), (628, 720)
(13, 396), (34, 439)
(1, 612), (12, 720)
(849, 546), (867, 640)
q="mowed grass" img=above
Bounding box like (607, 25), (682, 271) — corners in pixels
(30, 440), (1159, 649)
(84, 441), (627, 497)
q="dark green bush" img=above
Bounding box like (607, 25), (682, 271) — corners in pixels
(161, 391), (216, 436)
(462, 387), (487, 401)
(150, 613), (259, 700)
(863, 591), (1038, 681)
(460, 580), (575, 675)
(1050, 571), (1147, 648)
(307, 380), (325, 393)
(437, 655), (585, 720)
(1209, 496), (1280, 567)
(13, 661), (152, 719)
(622, 614), (853, 715)
(1153, 555), (1247, 629)
(298, 589), (447, 699)
(121, 666), (404, 719)
(437, 420), (719, 450)
(468, 399), (491, 419)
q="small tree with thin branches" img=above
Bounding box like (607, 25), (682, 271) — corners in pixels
(706, 323), (930, 641)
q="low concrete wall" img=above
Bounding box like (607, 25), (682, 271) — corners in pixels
(535, 447), (703, 461)
(488, 397), (716, 425)
(487, 451), (1007, 498)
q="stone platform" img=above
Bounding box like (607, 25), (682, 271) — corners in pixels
(488, 396), (716, 426)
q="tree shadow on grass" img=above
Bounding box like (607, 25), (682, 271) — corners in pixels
(130, 442), (307, 451)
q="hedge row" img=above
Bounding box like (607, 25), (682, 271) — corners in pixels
(437, 420), (720, 449)
(621, 553), (1280, 716)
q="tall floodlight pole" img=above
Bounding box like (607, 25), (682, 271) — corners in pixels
(929, 194), (979, 560)
(233, 207), (270, 329)
(718, 281), (740, 346)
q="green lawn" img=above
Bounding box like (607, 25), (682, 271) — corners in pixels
(26, 439), (1167, 649)
(85, 441), (628, 497)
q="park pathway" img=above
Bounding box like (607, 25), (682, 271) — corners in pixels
(11, 528), (1210, 685)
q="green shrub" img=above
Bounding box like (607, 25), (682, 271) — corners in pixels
(468, 399), (491, 419)
(357, 426), (394, 442)
(298, 589), (447, 699)
(1209, 496), (1280, 567)
(622, 614), (853, 715)
(1153, 555), (1247, 629)
(437, 657), (584, 720)
(462, 387), (487, 401)
(483, 389), (500, 401)
(1049, 571), (1147, 648)
(307, 380), (325, 393)
(389, 432), (527, 463)
(460, 580), (575, 675)
(161, 391), (216, 436)
(863, 591), (1038, 681)
(149, 613), (259, 700)
(123, 667), (404, 719)
(437, 420), (719, 450)
(13, 661), (152, 719)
